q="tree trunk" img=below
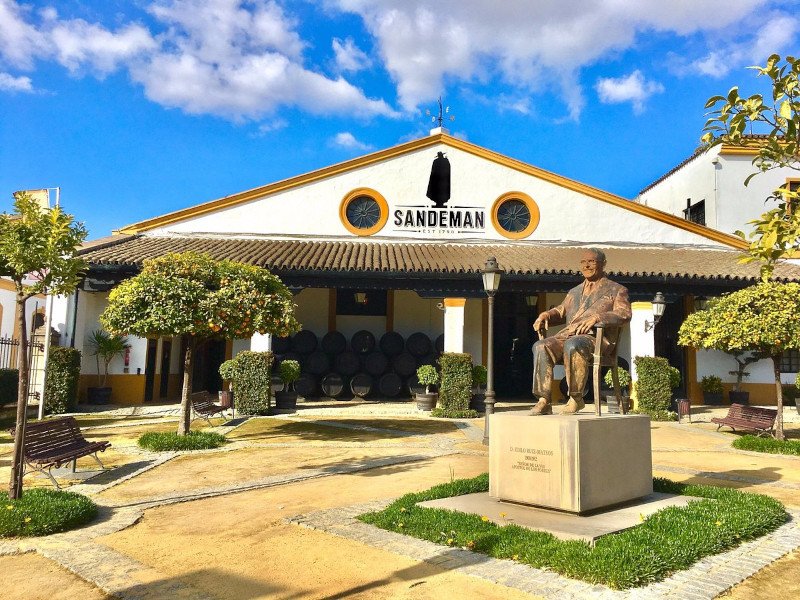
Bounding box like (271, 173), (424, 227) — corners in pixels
(8, 293), (30, 499)
(177, 336), (196, 436)
(772, 356), (784, 441)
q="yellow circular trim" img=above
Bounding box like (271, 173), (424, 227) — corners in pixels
(339, 188), (389, 237)
(491, 192), (540, 239)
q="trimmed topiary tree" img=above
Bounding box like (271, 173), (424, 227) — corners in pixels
(43, 347), (81, 414)
(101, 252), (300, 436)
(679, 282), (800, 439)
(437, 353), (472, 414)
(633, 356), (678, 421)
(219, 351), (274, 415)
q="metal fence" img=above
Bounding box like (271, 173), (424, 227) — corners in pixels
(0, 336), (45, 400)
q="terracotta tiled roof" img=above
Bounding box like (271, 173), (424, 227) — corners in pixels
(78, 235), (800, 282)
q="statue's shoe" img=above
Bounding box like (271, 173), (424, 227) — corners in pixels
(529, 399), (553, 415)
(562, 398), (586, 414)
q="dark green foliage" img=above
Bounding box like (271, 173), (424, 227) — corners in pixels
(138, 431), (226, 451)
(279, 360), (301, 385)
(43, 347), (81, 414)
(733, 435), (800, 456)
(634, 356), (677, 421)
(781, 384), (800, 402)
(221, 351), (274, 415)
(0, 369), (18, 403)
(0, 488), (97, 537)
(437, 353), (472, 413)
(359, 474), (787, 590)
(431, 408), (478, 418)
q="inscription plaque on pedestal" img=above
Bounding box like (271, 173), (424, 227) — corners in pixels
(489, 413), (652, 513)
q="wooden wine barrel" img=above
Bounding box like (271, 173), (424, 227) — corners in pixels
(434, 333), (445, 354)
(379, 331), (405, 356)
(295, 373), (318, 398)
(392, 352), (417, 377)
(291, 330), (318, 354)
(364, 351), (389, 376)
(272, 335), (292, 354)
(305, 351), (330, 376)
(320, 331), (347, 354)
(350, 373), (373, 398)
(351, 330), (376, 354)
(406, 332), (432, 357)
(416, 353), (437, 368)
(406, 374), (425, 396)
(334, 351), (360, 376)
(321, 373), (345, 398)
(378, 373), (402, 397)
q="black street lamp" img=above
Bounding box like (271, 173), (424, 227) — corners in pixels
(482, 257), (503, 445)
(644, 291), (667, 332)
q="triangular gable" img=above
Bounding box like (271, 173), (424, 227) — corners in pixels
(116, 133), (746, 250)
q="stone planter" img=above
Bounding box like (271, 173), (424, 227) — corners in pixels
(275, 390), (298, 410)
(87, 387), (112, 405)
(416, 392), (438, 411)
(702, 391), (724, 405)
(728, 390), (750, 405)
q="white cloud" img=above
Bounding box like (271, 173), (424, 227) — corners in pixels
(256, 118), (288, 134)
(595, 70), (664, 114)
(0, 0), (397, 120)
(331, 131), (373, 150)
(330, 0), (768, 118)
(0, 71), (32, 92)
(332, 37), (371, 72)
(682, 14), (799, 78)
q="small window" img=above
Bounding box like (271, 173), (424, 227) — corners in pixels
(339, 188), (389, 236)
(683, 200), (705, 225)
(491, 192), (540, 239)
(780, 349), (800, 373)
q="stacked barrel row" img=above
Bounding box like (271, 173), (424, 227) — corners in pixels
(273, 330), (444, 399)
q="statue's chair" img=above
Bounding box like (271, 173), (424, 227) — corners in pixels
(591, 324), (625, 416)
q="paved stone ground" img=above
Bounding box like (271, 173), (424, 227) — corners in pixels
(2, 403), (799, 599)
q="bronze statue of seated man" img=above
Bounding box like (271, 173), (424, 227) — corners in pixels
(531, 248), (631, 415)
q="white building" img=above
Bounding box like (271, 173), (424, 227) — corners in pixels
(57, 130), (800, 406)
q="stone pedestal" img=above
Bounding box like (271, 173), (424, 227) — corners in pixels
(489, 413), (652, 513)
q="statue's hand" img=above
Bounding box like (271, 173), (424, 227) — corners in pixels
(575, 315), (600, 335)
(533, 312), (549, 334)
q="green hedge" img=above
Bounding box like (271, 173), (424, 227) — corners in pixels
(0, 369), (18, 403)
(634, 356), (677, 421)
(359, 474), (787, 590)
(0, 488), (97, 537)
(221, 351), (274, 415)
(437, 353), (472, 413)
(43, 347), (81, 414)
(733, 435), (800, 456)
(138, 431), (226, 451)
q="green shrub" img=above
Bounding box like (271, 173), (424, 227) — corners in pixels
(603, 368), (631, 390)
(700, 375), (723, 394)
(471, 365), (487, 387)
(416, 364), (439, 392)
(43, 347), (81, 414)
(279, 359), (301, 387)
(437, 353), (472, 413)
(733, 435), (800, 456)
(0, 369), (18, 403)
(781, 384), (800, 402)
(359, 474), (787, 590)
(634, 356), (676, 421)
(431, 407), (478, 418)
(138, 431), (226, 451)
(0, 488), (97, 537)
(219, 351), (274, 415)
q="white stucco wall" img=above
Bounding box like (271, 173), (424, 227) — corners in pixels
(144, 142), (728, 249)
(696, 349), (796, 385)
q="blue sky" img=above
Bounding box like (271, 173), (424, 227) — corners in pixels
(1, 0), (798, 238)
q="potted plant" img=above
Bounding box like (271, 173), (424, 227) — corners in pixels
(218, 359), (236, 409)
(86, 329), (130, 404)
(470, 364), (487, 412)
(700, 375), (724, 405)
(416, 364), (439, 411)
(603, 367), (632, 413)
(727, 352), (761, 405)
(275, 360), (300, 410)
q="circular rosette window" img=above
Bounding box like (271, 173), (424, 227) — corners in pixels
(339, 188), (389, 236)
(491, 192), (540, 239)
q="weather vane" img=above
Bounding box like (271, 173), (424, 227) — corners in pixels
(425, 97), (455, 128)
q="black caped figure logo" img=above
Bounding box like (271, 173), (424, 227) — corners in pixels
(426, 151), (451, 208)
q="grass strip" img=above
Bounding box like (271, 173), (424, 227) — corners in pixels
(138, 430), (226, 451)
(358, 474), (787, 589)
(733, 434), (800, 456)
(0, 488), (97, 537)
